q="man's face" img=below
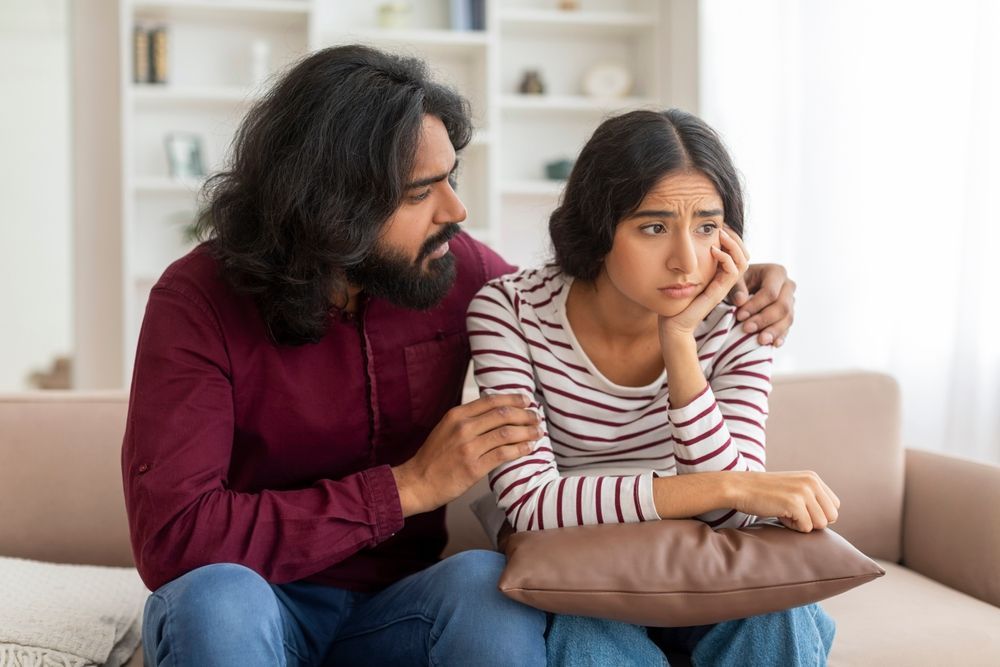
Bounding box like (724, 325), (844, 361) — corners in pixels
(345, 114), (467, 309)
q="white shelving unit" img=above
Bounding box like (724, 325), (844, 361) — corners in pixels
(74, 0), (697, 387)
(118, 0), (315, 379)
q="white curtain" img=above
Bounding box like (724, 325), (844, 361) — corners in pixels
(699, 0), (1000, 463)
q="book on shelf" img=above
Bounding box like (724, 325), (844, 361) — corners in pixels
(450, 0), (485, 31)
(133, 24), (169, 84)
(132, 26), (149, 83)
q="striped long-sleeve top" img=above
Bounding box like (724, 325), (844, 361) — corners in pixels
(466, 264), (774, 533)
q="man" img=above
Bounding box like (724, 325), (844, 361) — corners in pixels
(123, 45), (796, 666)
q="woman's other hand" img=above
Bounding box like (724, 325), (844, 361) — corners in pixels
(659, 228), (749, 339)
(726, 470), (841, 533)
(727, 262), (797, 348)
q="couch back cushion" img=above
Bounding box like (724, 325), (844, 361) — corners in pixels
(0, 392), (133, 566)
(446, 371), (905, 562)
(764, 372), (903, 562)
(0, 372), (902, 569)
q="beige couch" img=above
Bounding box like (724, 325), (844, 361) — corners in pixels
(1, 371), (998, 665)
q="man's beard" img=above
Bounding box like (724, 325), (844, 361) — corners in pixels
(344, 224), (461, 310)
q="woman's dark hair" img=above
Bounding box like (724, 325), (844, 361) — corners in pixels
(194, 45), (473, 345)
(549, 108), (744, 281)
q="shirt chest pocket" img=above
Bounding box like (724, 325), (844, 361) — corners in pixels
(404, 332), (471, 430)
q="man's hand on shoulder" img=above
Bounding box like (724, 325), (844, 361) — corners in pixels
(391, 393), (541, 517)
(727, 263), (796, 347)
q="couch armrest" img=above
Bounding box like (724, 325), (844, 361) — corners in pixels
(902, 448), (1000, 608)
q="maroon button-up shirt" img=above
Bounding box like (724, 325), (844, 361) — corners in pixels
(121, 232), (514, 592)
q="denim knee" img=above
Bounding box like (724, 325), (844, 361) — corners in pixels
(691, 603), (835, 667)
(429, 550), (546, 665)
(143, 563), (284, 666)
(432, 549), (506, 590)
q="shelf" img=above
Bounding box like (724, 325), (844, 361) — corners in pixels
(501, 94), (657, 114)
(131, 85), (261, 107)
(133, 176), (205, 194)
(501, 180), (566, 197)
(133, 0), (310, 25)
(322, 28), (489, 56)
(499, 8), (655, 37)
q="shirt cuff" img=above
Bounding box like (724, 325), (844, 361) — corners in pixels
(362, 464), (405, 542)
(639, 472), (661, 521)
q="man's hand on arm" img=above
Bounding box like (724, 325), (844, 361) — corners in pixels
(727, 263), (796, 347)
(391, 393), (541, 517)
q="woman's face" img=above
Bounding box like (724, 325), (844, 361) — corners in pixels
(602, 170), (724, 318)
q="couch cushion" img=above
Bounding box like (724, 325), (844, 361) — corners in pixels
(823, 560), (1000, 666)
(0, 392), (132, 566)
(766, 372), (904, 562)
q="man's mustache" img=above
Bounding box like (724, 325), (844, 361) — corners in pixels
(417, 223), (462, 262)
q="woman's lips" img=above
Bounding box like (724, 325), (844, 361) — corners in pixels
(658, 283), (699, 298)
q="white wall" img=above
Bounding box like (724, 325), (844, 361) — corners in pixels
(0, 0), (72, 390)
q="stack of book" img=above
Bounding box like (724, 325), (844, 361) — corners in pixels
(133, 25), (168, 84)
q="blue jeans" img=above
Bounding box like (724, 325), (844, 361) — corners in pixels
(141, 550), (547, 666)
(546, 604), (837, 666)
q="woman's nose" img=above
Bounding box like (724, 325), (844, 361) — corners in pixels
(667, 234), (698, 273)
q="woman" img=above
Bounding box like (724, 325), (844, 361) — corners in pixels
(468, 109), (839, 665)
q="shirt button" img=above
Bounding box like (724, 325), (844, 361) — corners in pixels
(137, 464), (149, 474)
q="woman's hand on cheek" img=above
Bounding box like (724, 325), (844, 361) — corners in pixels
(659, 229), (748, 339)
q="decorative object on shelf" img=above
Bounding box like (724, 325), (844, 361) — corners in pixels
(581, 62), (633, 99)
(251, 39), (272, 86)
(544, 158), (574, 181)
(132, 26), (150, 84)
(149, 25), (169, 84)
(27, 355), (72, 390)
(376, 2), (412, 29)
(165, 133), (205, 180)
(519, 69), (546, 95)
(450, 0), (486, 31)
(557, 0), (581, 9)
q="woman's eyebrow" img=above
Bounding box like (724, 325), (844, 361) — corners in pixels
(630, 208), (723, 219)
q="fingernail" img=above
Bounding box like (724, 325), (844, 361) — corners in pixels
(775, 337), (784, 347)
(744, 321), (758, 333)
(737, 310), (749, 321)
(761, 333), (774, 345)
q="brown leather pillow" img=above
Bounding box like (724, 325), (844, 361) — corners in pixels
(498, 518), (884, 627)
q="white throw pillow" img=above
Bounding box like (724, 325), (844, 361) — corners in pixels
(0, 556), (148, 667)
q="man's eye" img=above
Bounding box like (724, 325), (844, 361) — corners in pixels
(641, 223), (666, 235)
(410, 189), (431, 202)
(698, 223), (719, 235)
(448, 173), (458, 188)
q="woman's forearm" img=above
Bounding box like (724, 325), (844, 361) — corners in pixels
(652, 471), (735, 518)
(662, 332), (708, 408)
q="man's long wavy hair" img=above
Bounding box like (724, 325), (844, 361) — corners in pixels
(193, 45), (473, 345)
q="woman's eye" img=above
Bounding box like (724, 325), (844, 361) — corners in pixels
(698, 223), (719, 235)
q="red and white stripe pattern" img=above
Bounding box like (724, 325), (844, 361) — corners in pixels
(467, 265), (773, 532)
